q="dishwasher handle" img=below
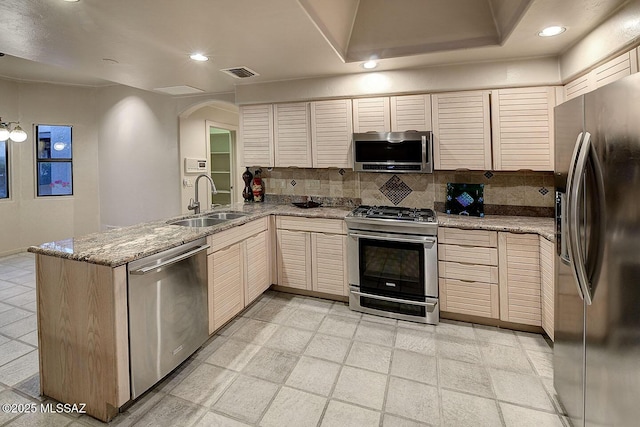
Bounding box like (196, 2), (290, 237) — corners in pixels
(129, 244), (210, 275)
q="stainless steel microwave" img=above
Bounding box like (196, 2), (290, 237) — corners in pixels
(352, 131), (433, 173)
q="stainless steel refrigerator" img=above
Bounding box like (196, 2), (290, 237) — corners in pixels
(554, 72), (640, 427)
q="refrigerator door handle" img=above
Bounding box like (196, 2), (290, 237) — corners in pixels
(568, 132), (593, 305)
(565, 132), (586, 300)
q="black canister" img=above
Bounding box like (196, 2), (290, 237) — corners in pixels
(242, 167), (254, 202)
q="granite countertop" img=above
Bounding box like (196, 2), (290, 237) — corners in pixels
(28, 203), (352, 267)
(29, 203), (554, 267)
(437, 213), (555, 241)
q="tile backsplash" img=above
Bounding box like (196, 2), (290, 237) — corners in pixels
(257, 168), (554, 215)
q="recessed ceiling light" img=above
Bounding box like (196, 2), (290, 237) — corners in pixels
(538, 26), (566, 37)
(362, 60), (378, 69)
(190, 53), (209, 62)
(63, 0), (80, 2)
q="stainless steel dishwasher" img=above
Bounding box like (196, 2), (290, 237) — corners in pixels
(127, 237), (209, 399)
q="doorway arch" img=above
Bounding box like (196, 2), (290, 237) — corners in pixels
(178, 99), (240, 213)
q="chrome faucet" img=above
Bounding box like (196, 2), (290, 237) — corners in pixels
(188, 174), (218, 214)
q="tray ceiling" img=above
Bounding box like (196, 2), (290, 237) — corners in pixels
(0, 0), (631, 94)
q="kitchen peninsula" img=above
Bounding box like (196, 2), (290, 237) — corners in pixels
(29, 203), (553, 421)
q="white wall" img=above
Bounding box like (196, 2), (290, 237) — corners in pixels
(178, 102), (239, 214)
(560, 0), (640, 81)
(0, 79), (100, 255)
(96, 85), (182, 229)
(235, 57), (561, 104)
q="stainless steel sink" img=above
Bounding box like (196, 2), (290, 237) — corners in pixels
(205, 212), (247, 220)
(169, 217), (227, 227)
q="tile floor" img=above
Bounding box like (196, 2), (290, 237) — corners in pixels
(0, 252), (570, 426)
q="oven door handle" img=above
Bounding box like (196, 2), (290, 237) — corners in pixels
(348, 232), (436, 245)
(350, 288), (438, 311)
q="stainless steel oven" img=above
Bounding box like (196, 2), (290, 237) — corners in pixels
(346, 206), (439, 324)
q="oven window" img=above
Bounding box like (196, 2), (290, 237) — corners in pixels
(359, 238), (425, 298)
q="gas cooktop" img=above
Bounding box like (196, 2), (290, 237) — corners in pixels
(346, 205), (438, 236)
(349, 205), (437, 222)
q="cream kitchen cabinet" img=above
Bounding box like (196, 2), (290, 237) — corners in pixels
(431, 90), (492, 170)
(274, 102), (312, 168)
(539, 236), (554, 340)
(207, 217), (271, 333)
(311, 99), (353, 168)
(564, 49), (639, 101)
(276, 216), (347, 296)
(491, 86), (556, 171)
(241, 100), (353, 169)
(498, 232), (542, 327)
(438, 227), (500, 319)
(352, 94), (432, 133)
(240, 104), (275, 167)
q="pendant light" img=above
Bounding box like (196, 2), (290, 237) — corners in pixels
(0, 119), (28, 142)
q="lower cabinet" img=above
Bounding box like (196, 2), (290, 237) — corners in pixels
(438, 228), (500, 319)
(207, 217), (271, 334)
(439, 226), (555, 338)
(498, 232), (542, 326)
(539, 236), (555, 340)
(276, 216), (347, 296)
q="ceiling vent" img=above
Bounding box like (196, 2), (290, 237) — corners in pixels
(220, 66), (259, 79)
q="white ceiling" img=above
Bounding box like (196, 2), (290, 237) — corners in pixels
(0, 0), (630, 95)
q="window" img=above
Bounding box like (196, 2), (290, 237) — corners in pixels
(36, 125), (73, 197)
(0, 141), (7, 199)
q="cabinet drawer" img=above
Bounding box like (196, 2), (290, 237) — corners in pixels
(439, 278), (499, 319)
(276, 216), (346, 234)
(438, 244), (498, 266)
(438, 261), (498, 284)
(438, 228), (497, 247)
(207, 217), (269, 253)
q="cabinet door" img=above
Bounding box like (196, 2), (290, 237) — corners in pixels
(274, 102), (312, 168)
(352, 97), (390, 132)
(311, 99), (353, 168)
(432, 90), (491, 170)
(390, 94), (432, 132)
(208, 243), (244, 334)
(540, 236), (554, 341)
(592, 50), (638, 89)
(240, 104), (274, 167)
(245, 230), (271, 306)
(491, 87), (555, 171)
(311, 233), (347, 296)
(564, 74), (592, 101)
(498, 232), (541, 326)
(276, 229), (311, 290)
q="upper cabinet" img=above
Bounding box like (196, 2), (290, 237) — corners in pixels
(390, 94), (432, 132)
(353, 94), (432, 133)
(240, 104), (274, 168)
(352, 97), (390, 132)
(491, 87), (556, 171)
(311, 99), (353, 169)
(274, 102), (312, 168)
(564, 50), (639, 101)
(432, 90), (492, 170)
(241, 100), (353, 169)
